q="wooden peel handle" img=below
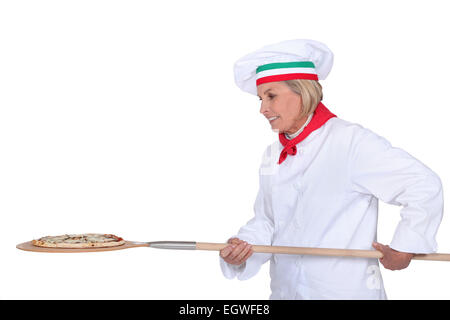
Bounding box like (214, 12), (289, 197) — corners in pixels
(196, 242), (450, 261)
(412, 253), (450, 261)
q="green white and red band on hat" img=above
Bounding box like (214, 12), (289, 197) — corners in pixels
(256, 61), (318, 85)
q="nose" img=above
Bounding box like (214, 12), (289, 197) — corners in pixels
(260, 100), (270, 115)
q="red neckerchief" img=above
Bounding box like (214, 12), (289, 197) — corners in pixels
(278, 102), (337, 164)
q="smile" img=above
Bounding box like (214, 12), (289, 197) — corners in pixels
(268, 116), (279, 122)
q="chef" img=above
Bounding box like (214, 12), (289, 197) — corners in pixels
(218, 39), (444, 299)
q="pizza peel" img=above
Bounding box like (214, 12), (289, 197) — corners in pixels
(16, 240), (450, 261)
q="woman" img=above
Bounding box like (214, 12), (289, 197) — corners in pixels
(219, 39), (444, 299)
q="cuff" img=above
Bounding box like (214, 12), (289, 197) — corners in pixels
(236, 251), (271, 280)
(389, 223), (438, 254)
(219, 256), (245, 279)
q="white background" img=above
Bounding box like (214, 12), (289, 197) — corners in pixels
(1, 0), (449, 299)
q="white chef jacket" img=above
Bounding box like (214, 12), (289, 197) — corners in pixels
(220, 116), (444, 299)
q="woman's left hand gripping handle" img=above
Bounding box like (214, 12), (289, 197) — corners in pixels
(220, 237), (253, 266)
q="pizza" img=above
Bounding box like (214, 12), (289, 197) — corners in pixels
(31, 233), (125, 248)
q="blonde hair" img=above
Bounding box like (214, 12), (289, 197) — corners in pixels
(283, 79), (323, 119)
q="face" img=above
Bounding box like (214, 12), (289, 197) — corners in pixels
(257, 81), (306, 135)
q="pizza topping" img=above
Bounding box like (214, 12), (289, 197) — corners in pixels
(32, 233), (125, 248)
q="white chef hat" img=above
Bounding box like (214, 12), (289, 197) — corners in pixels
(233, 39), (334, 96)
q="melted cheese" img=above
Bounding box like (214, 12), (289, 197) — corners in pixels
(40, 233), (118, 244)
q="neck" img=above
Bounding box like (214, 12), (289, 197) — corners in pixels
(285, 113), (313, 140)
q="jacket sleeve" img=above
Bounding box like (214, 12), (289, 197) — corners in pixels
(220, 168), (275, 280)
(349, 127), (444, 254)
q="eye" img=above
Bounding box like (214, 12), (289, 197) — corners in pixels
(258, 95), (275, 101)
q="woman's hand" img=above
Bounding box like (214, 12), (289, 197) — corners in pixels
(220, 237), (253, 266)
(372, 241), (414, 270)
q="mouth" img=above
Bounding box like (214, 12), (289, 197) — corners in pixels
(268, 116), (280, 122)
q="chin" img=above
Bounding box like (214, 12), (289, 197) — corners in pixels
(270, 125), (281, 133)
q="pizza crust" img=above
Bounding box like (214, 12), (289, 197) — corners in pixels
(32, 233), (125, 248)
